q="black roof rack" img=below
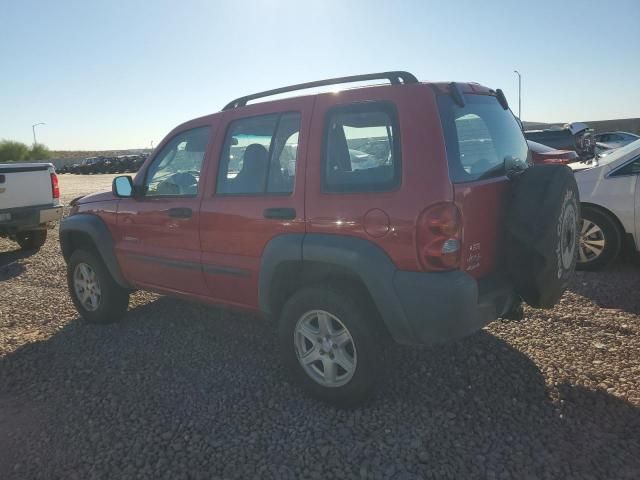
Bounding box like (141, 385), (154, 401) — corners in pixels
(222, 71), (419, 110)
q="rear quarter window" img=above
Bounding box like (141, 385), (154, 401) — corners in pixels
(438, 94), (529, 182)
(322, 102), (401, 193)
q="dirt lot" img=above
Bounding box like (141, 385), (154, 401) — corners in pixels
(1, 174), (639, 479)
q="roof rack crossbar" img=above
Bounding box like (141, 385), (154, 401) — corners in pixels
(223, 71), (418, 110)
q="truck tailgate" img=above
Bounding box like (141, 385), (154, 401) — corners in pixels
(0, 164), (54, 209)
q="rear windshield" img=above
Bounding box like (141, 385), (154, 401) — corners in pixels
(437, 94), (529, 182)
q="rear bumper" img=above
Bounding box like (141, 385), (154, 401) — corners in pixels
(0, 204), (63, 234)
(388, 269), (517, 345)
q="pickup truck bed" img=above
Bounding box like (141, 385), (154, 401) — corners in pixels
(0, 163), (62, 250)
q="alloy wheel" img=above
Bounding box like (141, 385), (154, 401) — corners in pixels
(74, 262), (102, 312)
(294, 310), (357, 388)
(579, 219), (606, 263)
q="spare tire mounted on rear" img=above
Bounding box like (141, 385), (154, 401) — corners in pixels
(506, 165), (580, 308)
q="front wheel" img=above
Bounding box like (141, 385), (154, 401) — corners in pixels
(67, 249), (129, 324)
(577, 207), (621, 271)
(278, 286), (383, 408)
(16, 229), (47, 250)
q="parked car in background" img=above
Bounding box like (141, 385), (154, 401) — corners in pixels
(77, 157), (102, 174)
(67, 161), (82, 174)
(527, 140), (579, 165)
(594, 131), (639, 150)
(59, 154), (148, 175)
(524, 122), (595, 160)
(60, 71), (579, 406)
(571, 139), (640, 270)
(0, 163), (62, 250)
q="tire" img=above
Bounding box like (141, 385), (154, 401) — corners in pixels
(67, 249), (129, 324)
(278, 285), (383, 408)
(506, 165), (580, 308)
(576, 206), (621, 271)
(16, 230), (47, 250)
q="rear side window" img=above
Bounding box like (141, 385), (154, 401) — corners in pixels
(611, 155), (640, 176)
(438, 94), (528, 182)
(216, 112), (301, 195)
(323, 102), (400, 192)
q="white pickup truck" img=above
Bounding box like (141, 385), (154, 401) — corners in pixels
(0, 163), (63, 250)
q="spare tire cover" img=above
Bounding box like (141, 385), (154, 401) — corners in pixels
(506, 165), (580, 308)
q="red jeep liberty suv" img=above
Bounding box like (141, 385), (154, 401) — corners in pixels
(60, 72), (579, 406)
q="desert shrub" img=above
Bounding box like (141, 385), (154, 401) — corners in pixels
(0, 140), (29, 162)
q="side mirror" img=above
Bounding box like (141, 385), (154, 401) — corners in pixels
(112, 175), (133, 198)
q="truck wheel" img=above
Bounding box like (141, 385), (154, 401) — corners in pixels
(576, 206), (621, 271)
(67, 249), (129, 324)
(278, 286), (382, 408)
(16, 230), (47, 250)
(506, 165), (580, 308)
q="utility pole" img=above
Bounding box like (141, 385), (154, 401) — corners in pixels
(513, 71), (521, 121)
(32, 122), (45, 145)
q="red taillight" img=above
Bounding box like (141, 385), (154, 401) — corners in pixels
(50, 172), (60, 199)
(416, 202), (462, 271)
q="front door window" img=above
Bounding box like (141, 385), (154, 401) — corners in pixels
(144, 126), (211, 196)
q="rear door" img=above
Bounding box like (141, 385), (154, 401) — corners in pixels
(437, 93), (529, 278)
(115, 125), (214, 295)
(198, 97), (313, 309)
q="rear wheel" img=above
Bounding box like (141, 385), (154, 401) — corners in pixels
(278, 286), (382, 408)
(67, 249), (129, 324)
(577, 207), (621, 271)
(16, 230), (47, 250)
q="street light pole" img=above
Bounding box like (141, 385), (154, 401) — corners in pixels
(32, 122), (45, 145)
(513, 70), (521, 121)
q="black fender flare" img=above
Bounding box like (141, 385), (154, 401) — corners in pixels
(59, 214), (131, 288)
(259, 233), (412, 342)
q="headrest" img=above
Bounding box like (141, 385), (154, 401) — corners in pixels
(243, 143), (269, 166)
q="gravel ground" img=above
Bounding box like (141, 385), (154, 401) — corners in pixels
(1, 174), (639, 479)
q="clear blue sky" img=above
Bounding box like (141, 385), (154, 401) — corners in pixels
(1, 0), (638, 150)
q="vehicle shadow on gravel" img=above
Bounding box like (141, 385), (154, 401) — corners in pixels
(0, 248), (33, 281)
(1, 296), (639, 479)
(569, 264), (640, 314)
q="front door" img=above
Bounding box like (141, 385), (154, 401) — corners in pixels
(198, 97), (313, 309)
(115, 125), (214, 296)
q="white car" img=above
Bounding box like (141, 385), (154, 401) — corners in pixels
(571, 139), (640, 270)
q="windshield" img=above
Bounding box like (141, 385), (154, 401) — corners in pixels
(437, 94), (529, 182)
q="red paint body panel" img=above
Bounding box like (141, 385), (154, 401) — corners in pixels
(77, 201), (118, 233)
(115, 115), (222, 296)
(453, 178), (510, 278)
(115, 196), (206, 295)
(198, 97), (314, 309)
(306, 84), (451, 271)
(528, 140), (579, 165)
(531, 149), (578, 165)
